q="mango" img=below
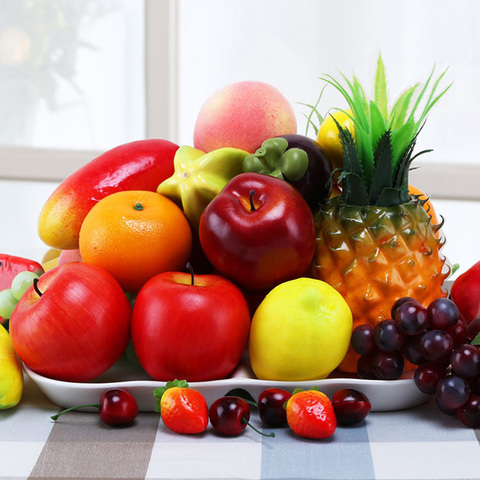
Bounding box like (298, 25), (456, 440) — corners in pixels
(38, 139), (179, 250)
(0, 324), (23, 409)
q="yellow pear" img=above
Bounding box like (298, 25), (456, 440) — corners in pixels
(0, 324), (23, 409)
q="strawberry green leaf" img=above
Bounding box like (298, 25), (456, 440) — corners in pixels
(225, 388), (258, 407)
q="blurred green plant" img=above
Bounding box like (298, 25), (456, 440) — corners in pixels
(0, 0), (117, 110)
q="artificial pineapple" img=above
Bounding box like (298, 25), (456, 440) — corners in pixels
(310, 55), (451, 372)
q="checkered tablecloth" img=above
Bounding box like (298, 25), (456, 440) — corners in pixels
(2, 376), (480, 480)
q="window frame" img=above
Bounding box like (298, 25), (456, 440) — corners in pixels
(0, 0), (478, 202)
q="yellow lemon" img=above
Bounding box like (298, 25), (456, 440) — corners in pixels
(248, 277), (352, 381)
(317, 109), (354, 172)
(0, 324), (23, 409)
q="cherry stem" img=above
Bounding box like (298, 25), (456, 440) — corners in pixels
(33, 277), (43, 297)
(186, 262), (194, 286)
(242, 418), (275, 437)
(249, 190), (256, 212)
(51, 403), (101, 421)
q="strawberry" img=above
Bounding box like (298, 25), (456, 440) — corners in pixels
(285, 388), (337, 439)
(153, 380), (208, 434)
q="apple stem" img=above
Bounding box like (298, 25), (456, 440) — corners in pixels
(33, 277), (43, 297)
(249, 190), (256, 212)
(186, 262), (194, 285)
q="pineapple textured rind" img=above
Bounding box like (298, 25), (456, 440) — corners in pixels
(310, 195), (449, 334)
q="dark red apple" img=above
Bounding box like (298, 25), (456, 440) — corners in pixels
(199, 172), (316, 290)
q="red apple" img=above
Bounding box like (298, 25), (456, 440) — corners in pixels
(131, 269), (251, 382)
(451, 261), (480, 325)
(9, 262), (131, 382)
(199, 172), (317, 290)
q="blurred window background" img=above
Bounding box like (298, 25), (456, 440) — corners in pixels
(0, 0), (479, 272)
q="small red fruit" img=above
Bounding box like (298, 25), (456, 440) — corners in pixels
(332, 389), (371, 426)
(154, 380), (208, 434)
(50, 388), (138, 426)
(258, 388), (292, 427)
(285, 389), (336, 439)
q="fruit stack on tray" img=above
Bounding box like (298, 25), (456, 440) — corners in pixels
(2, 54), (480, 437)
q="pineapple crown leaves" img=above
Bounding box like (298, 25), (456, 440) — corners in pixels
(319, 53), (452, 207)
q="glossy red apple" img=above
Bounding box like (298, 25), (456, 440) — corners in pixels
(131, 267), (251, 382)
(199, 172), (316, 290)
(9, 262), (131, 382)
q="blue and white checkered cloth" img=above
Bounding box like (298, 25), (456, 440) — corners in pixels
(2, 376), (480, 480)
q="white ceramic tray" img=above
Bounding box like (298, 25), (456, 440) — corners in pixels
(24, 354), (430, 413)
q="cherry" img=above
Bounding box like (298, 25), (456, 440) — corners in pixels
(258, 388), (292, 427)
(332, 389), (371, 426)
(209, 396), (274, 437)
(50, 389), (138, 426)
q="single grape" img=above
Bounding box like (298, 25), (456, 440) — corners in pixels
(357, 354), (376, 379)
(402, 334), (426, 365)
(372, 350), (404, 380)
(414, 362), (448, 395)
(332, 389), (371, 426)
(450, 344), (480, 378)
(351, 324), (377, 356)
(458, 394), (480, 428)
(466, 317), (480, 342)
(468, 375), (480, 395)
(11, 270), (39, 301)
(0, 289), (18, 319)
(391, 296), (420, 318)
(446, 320), (468, 348)
(420, 329), (454, 363)
(427, 298), (460, 330)
(435, 394), (458, 416)
(395, 301), (428, 336)
(436, 374), (470, 410)
(374, 319), (406, 352)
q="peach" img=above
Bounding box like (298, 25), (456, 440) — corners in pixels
(193, 81), (297, 153)
(57, 249), (83, 266)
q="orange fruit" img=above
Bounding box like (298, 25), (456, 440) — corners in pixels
(79, 190), (192, 293)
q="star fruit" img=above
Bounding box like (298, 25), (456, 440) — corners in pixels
(157, 145), (249, 229)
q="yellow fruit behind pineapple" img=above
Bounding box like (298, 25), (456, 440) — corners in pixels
(0, 324), (23, 409)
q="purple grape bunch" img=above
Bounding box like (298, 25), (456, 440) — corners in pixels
(351, 295), (480, 427)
